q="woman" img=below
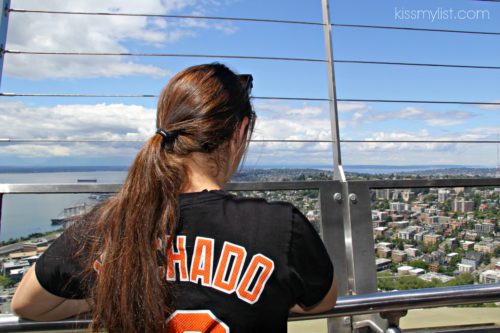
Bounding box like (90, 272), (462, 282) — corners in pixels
(12, 63), (336, 332)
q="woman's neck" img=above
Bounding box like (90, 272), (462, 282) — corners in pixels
(182, 153), (226, 193)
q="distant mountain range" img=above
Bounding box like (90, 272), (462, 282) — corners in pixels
(0, 165), (497, 176)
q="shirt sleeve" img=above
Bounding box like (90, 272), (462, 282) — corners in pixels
(287, 206), (334, 307)
(34, 224), (90, 299)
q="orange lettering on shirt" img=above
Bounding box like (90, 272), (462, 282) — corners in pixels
(212, 242), (247, 294)
(165, 310), (229, 333)
(236, 254), (275, 304)
(190, 237), (214, 286)
(166, 235), (189, 281)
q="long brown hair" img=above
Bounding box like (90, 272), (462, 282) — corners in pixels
(84, 63), (254, 332)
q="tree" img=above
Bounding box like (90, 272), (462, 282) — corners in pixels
(0, 275), (15, 288)
(408, 260), (429, 270)
(446, 273), (474, 286)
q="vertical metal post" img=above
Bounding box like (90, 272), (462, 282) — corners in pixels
(318, 183), (348, 296)
(321, 1), (354, 332)
(0, 194), (3, 235)
(348, 182), (388, 333)
(321, 0), (343, 181)
(319, 181), (352, 333)
(0, 0), (10, 88)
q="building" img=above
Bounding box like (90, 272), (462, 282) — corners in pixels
(429, 216), (440, 224)
(22, 238), (49, 252)
(464, 231), (478, 241)
(375, 189), (391, 200)
(412, 204), (426, 213)
(453, 199), (474, 213)
(445, 252), (458, 263)
(372, 220), (387, 228)
(392, 190), (401, 201)
(392, 250), (407, 263)
(397, 265), (413, 276)
(479, 270), (500, 284)
(401, 190), (415, 202)
(374, 227), (388, 238)
(449, 220), (464, 230)
(377, 242), (392, 249)
(457, 263), (474, 274)
(2, 260), (30, 281)
(414, 231), (429, 242)
(391, 214), (405, 222)
(390, 202), (406, 213)
(405, 247), (419, 258)
(377, 247), (392, 259)
(461, 252), (483, 269)
(409, 268), (425, 276)
(8, 250), (37, 261)
(377, 211), (389, 221)
(397, 229), (415, 240)
(389, 221), (409, 229)
(438, 216), (450, 224)
(423, 234), (443, 246)
(438, 189), (450, 203)
(475, 223), (495, 235)
(375, 258), (392, 271)
(439, 238), (457, 251)
(460, 240), (475, 251)
(419, 272), (453, 283)
(474, 241), (496, 254)
(424, 208), (438, 215)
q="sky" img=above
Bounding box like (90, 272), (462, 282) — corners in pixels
(0, 0), (499, 169)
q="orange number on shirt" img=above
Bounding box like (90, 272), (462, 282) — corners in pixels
(165, 310), (229, 333)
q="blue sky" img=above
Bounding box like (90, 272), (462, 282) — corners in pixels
(0, 0), (499, 168)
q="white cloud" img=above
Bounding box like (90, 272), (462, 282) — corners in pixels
(252, 101), (331, 145)
(338, 102), (370, 113)
(287, 106), (323, 117)
(341, 105), (477, 127)
(0, 101), (155, 141)
(392, 107), (474, 127)
(0, 100), (496, 166)
(5, 0), (237, 79)
(478, 100), (500, 111)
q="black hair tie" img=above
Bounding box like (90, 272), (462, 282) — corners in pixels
(156, 128), (183, 150)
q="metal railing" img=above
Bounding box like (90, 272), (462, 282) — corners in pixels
(1, 178), (500, 332)
(0, 276), (499, 332)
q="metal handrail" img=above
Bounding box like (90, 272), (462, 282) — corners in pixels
(1, 177), (499, 195)
(0, 283), (499, 331)
(291, 283), (500, 321)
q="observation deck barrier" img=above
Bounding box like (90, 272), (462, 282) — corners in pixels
(0, 0), (500, 331)
(1, 178), (499, 332)
(0, 284), (499, 332)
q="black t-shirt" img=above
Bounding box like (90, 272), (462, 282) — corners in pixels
(35, 190), (334, 332)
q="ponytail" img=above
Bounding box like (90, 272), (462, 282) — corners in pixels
(88, 134), (186, 332)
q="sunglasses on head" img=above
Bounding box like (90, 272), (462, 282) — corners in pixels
(238, 74), (253, 96)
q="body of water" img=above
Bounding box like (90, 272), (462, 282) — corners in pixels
(0, 171), (126, 241)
